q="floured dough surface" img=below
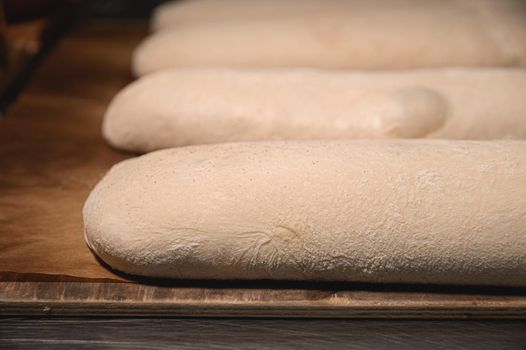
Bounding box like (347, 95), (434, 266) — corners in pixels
(134, 0), (526, 75)
(83, 140), (526, 286)
(103, 68), (526, 152)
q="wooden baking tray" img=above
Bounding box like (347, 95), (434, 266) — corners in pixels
(1, 21), (525, 318)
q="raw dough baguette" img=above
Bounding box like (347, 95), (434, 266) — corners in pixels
(103, 68), (526, 153)
(152, 0), (361, 30)
(134, 0), (526, 75)
(83, 140), (526, 286)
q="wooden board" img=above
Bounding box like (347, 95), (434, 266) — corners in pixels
(2, 278), (526, 318)
(0, 20), (525, 318)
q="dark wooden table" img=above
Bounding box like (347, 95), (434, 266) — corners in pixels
(1, 318), (525, 349)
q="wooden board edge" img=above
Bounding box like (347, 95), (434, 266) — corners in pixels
(2, 281), (525, 318)
(1, 301), (526, 318)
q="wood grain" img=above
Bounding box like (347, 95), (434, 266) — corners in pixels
(0, 20), (142, 280)
(1, 278), (526, 317)
(0, 20), (525, 318)
(1, 318), (525, 349)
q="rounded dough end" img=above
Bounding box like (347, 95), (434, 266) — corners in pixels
(84, 140), (526, 285)
(131, 36), (165, 77)
(102, 76), (159, 153)
(102, 85), (136, 152)
(150, 2), (174, 32)
(356, 87), (448, 138)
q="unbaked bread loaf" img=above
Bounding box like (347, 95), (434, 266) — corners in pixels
(103, 68), (526, 152)
(135, 0), (526, 75)
(152, 0), (358, 30)
(83, 140), (526, 286)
